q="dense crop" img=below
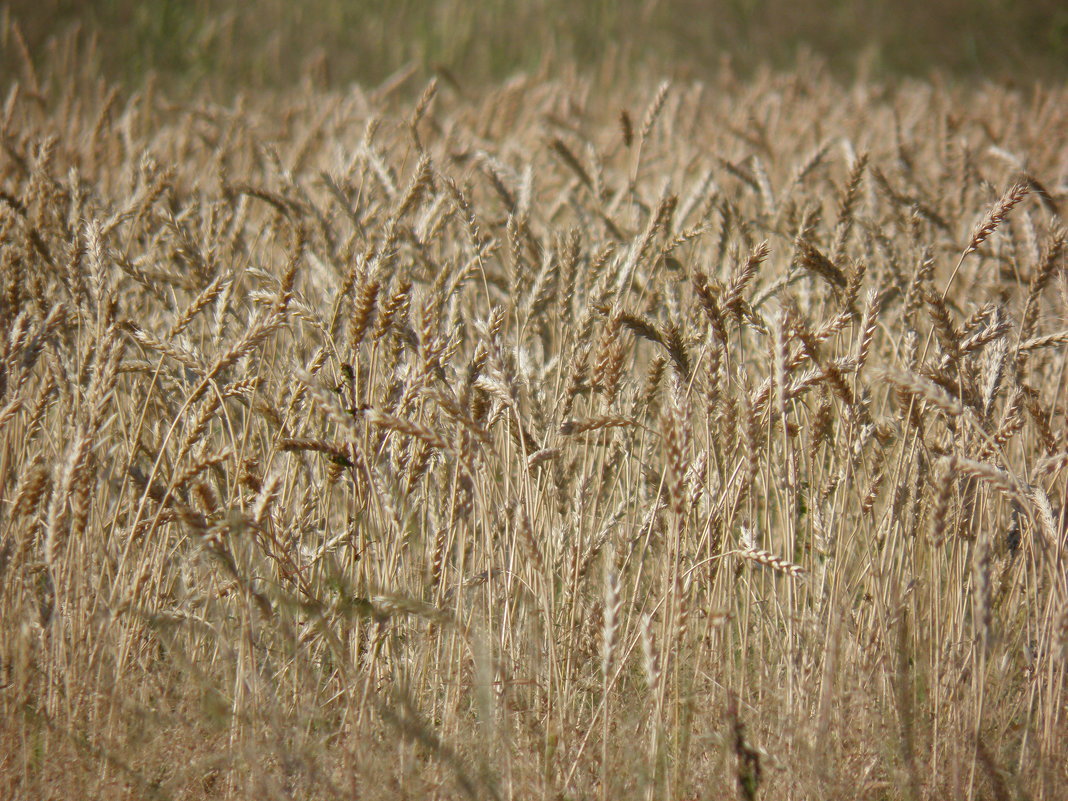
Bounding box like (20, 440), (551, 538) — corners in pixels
(1, 56), (1067, 799)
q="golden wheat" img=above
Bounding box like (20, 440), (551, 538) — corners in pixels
(1, 46), (1067, 801)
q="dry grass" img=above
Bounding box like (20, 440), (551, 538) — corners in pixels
(1, 50), (1068, 801)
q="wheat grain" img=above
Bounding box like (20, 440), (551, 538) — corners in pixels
(4, 48), (1068, 800)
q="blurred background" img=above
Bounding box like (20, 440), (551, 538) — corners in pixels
(4, 0), (1068, 93)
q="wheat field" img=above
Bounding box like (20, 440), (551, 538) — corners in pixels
(1, 40), (1067, 800)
